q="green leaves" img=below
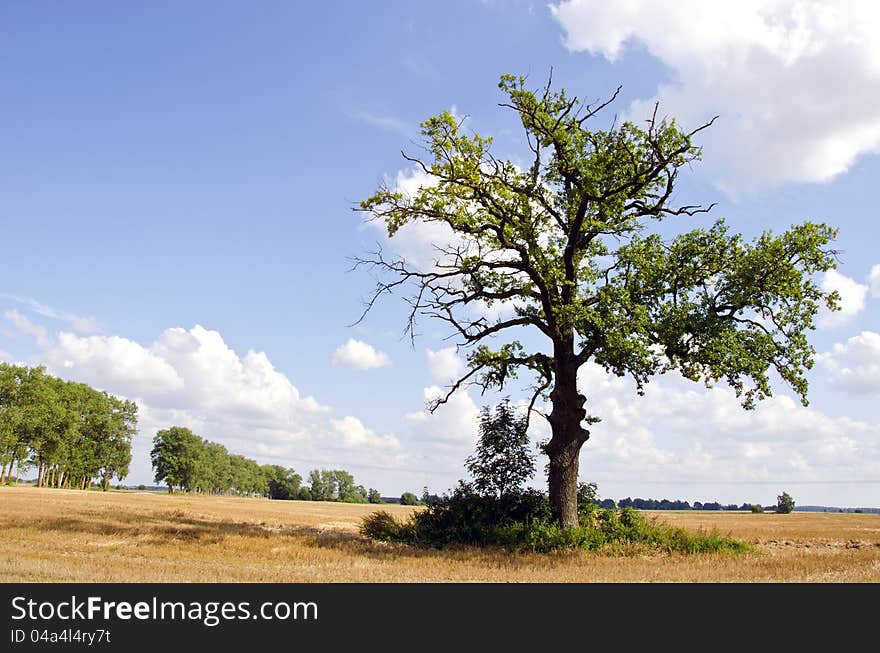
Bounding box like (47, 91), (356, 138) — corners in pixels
(0, 363), (137, 487)
(601, 220), (839, 407)
(465, 399), (536, 499)
(358, 72), (839, 435)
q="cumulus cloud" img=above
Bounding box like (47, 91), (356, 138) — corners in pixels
(393, 351), (880, 503)
(31, 325), (415, 489)
(45, 332), (184, 398)
(4, 310), (51, 348)
(331, 338), (391, 370)
(11, 298), (878, 502)
(401, 384), (482, 486)
(330, 416), (400, 450)
(869, 264), (880, 297)
(817, 331), (880, 395)
(818, 269), (868, 327)
(426, 347), (466, 383)
(550, 0), (880, 191)
(572, 361), (880, 502)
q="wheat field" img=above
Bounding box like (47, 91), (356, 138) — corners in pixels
(1, 486), (878, 582)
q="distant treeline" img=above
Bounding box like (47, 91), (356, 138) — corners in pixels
(607, 498), (879, 513)
(150, 426), (383, 503)
(609, 498), (772, 511)
(0, 363), (137, 490)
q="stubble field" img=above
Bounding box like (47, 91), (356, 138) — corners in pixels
(1, 486), (878, 582)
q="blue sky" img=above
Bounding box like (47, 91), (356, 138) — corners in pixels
(2, 1), (879, 507)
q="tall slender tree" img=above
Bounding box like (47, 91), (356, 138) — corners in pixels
(466, 399), (535, 499)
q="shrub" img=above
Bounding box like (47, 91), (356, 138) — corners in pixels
(577, 481), (599, 516)
(359, 483), (752, 555)
(360, 511), (413, 541)
(750, 504), (763, 513)
(400, 491), (421, 506)
(776, 492), (795, 514)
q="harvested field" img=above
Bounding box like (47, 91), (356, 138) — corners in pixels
(1, 486), (878, 582)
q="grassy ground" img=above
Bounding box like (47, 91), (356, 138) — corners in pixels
(1, 486), (878, 582)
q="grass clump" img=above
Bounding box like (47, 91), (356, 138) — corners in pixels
(360, 482), (752, 555)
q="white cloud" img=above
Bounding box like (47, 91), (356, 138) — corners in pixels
(29, 324), (413, 490)
(363, 166), (453, 271)
(401, 385), (482, 486)
(4, 309), (51, 348)
(571, 361), (880, 503)
(550, 0), (880, 191)
(426, 347), (466, 383)
(0, 293), (99, 334)
(869, 264), (880, 297)
(331, 416), (400, 450)
(331, 338), (391, 370)
(45, 331), (184, 398)
(817, 330), (880, 395)
(348, 110), (413, 138)
(818, 269), (868, 327)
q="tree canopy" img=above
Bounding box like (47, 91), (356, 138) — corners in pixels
(776, 491), (796, 514)
(357, 73), (839, 527)
(0, 363), (136, 490)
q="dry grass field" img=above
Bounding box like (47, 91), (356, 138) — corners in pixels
(1, 486), (878, 582)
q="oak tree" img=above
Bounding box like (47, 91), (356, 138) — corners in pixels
(357, 74), (839, 527)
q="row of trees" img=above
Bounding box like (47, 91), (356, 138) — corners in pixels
(150, 426), (382, 502)
(613, 494), (796, 513)
(0, 363), (137, 490)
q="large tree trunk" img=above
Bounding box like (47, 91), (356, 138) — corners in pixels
(546, 347), (590, 529)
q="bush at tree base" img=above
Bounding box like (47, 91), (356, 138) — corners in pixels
(360, 481), (751, 554)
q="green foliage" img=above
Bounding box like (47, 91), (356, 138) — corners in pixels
(358, 73), (840, 526)
(400, 491), (421, 506)
(0, 363), (137, 490)
(360, 510), (414, 542)
(776, 491), (796, 514)
(577, 481), (599, 515)
(465, 399), (535, 498)
(151, 427), (202, 493)
(262, 465), (302, 500)
(360, 484), (750, 555)
(367, 488), (383, 504)
(149, 430), (373, 502)
(750, 504), (764, 513)
(306, 469), (368, 502)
